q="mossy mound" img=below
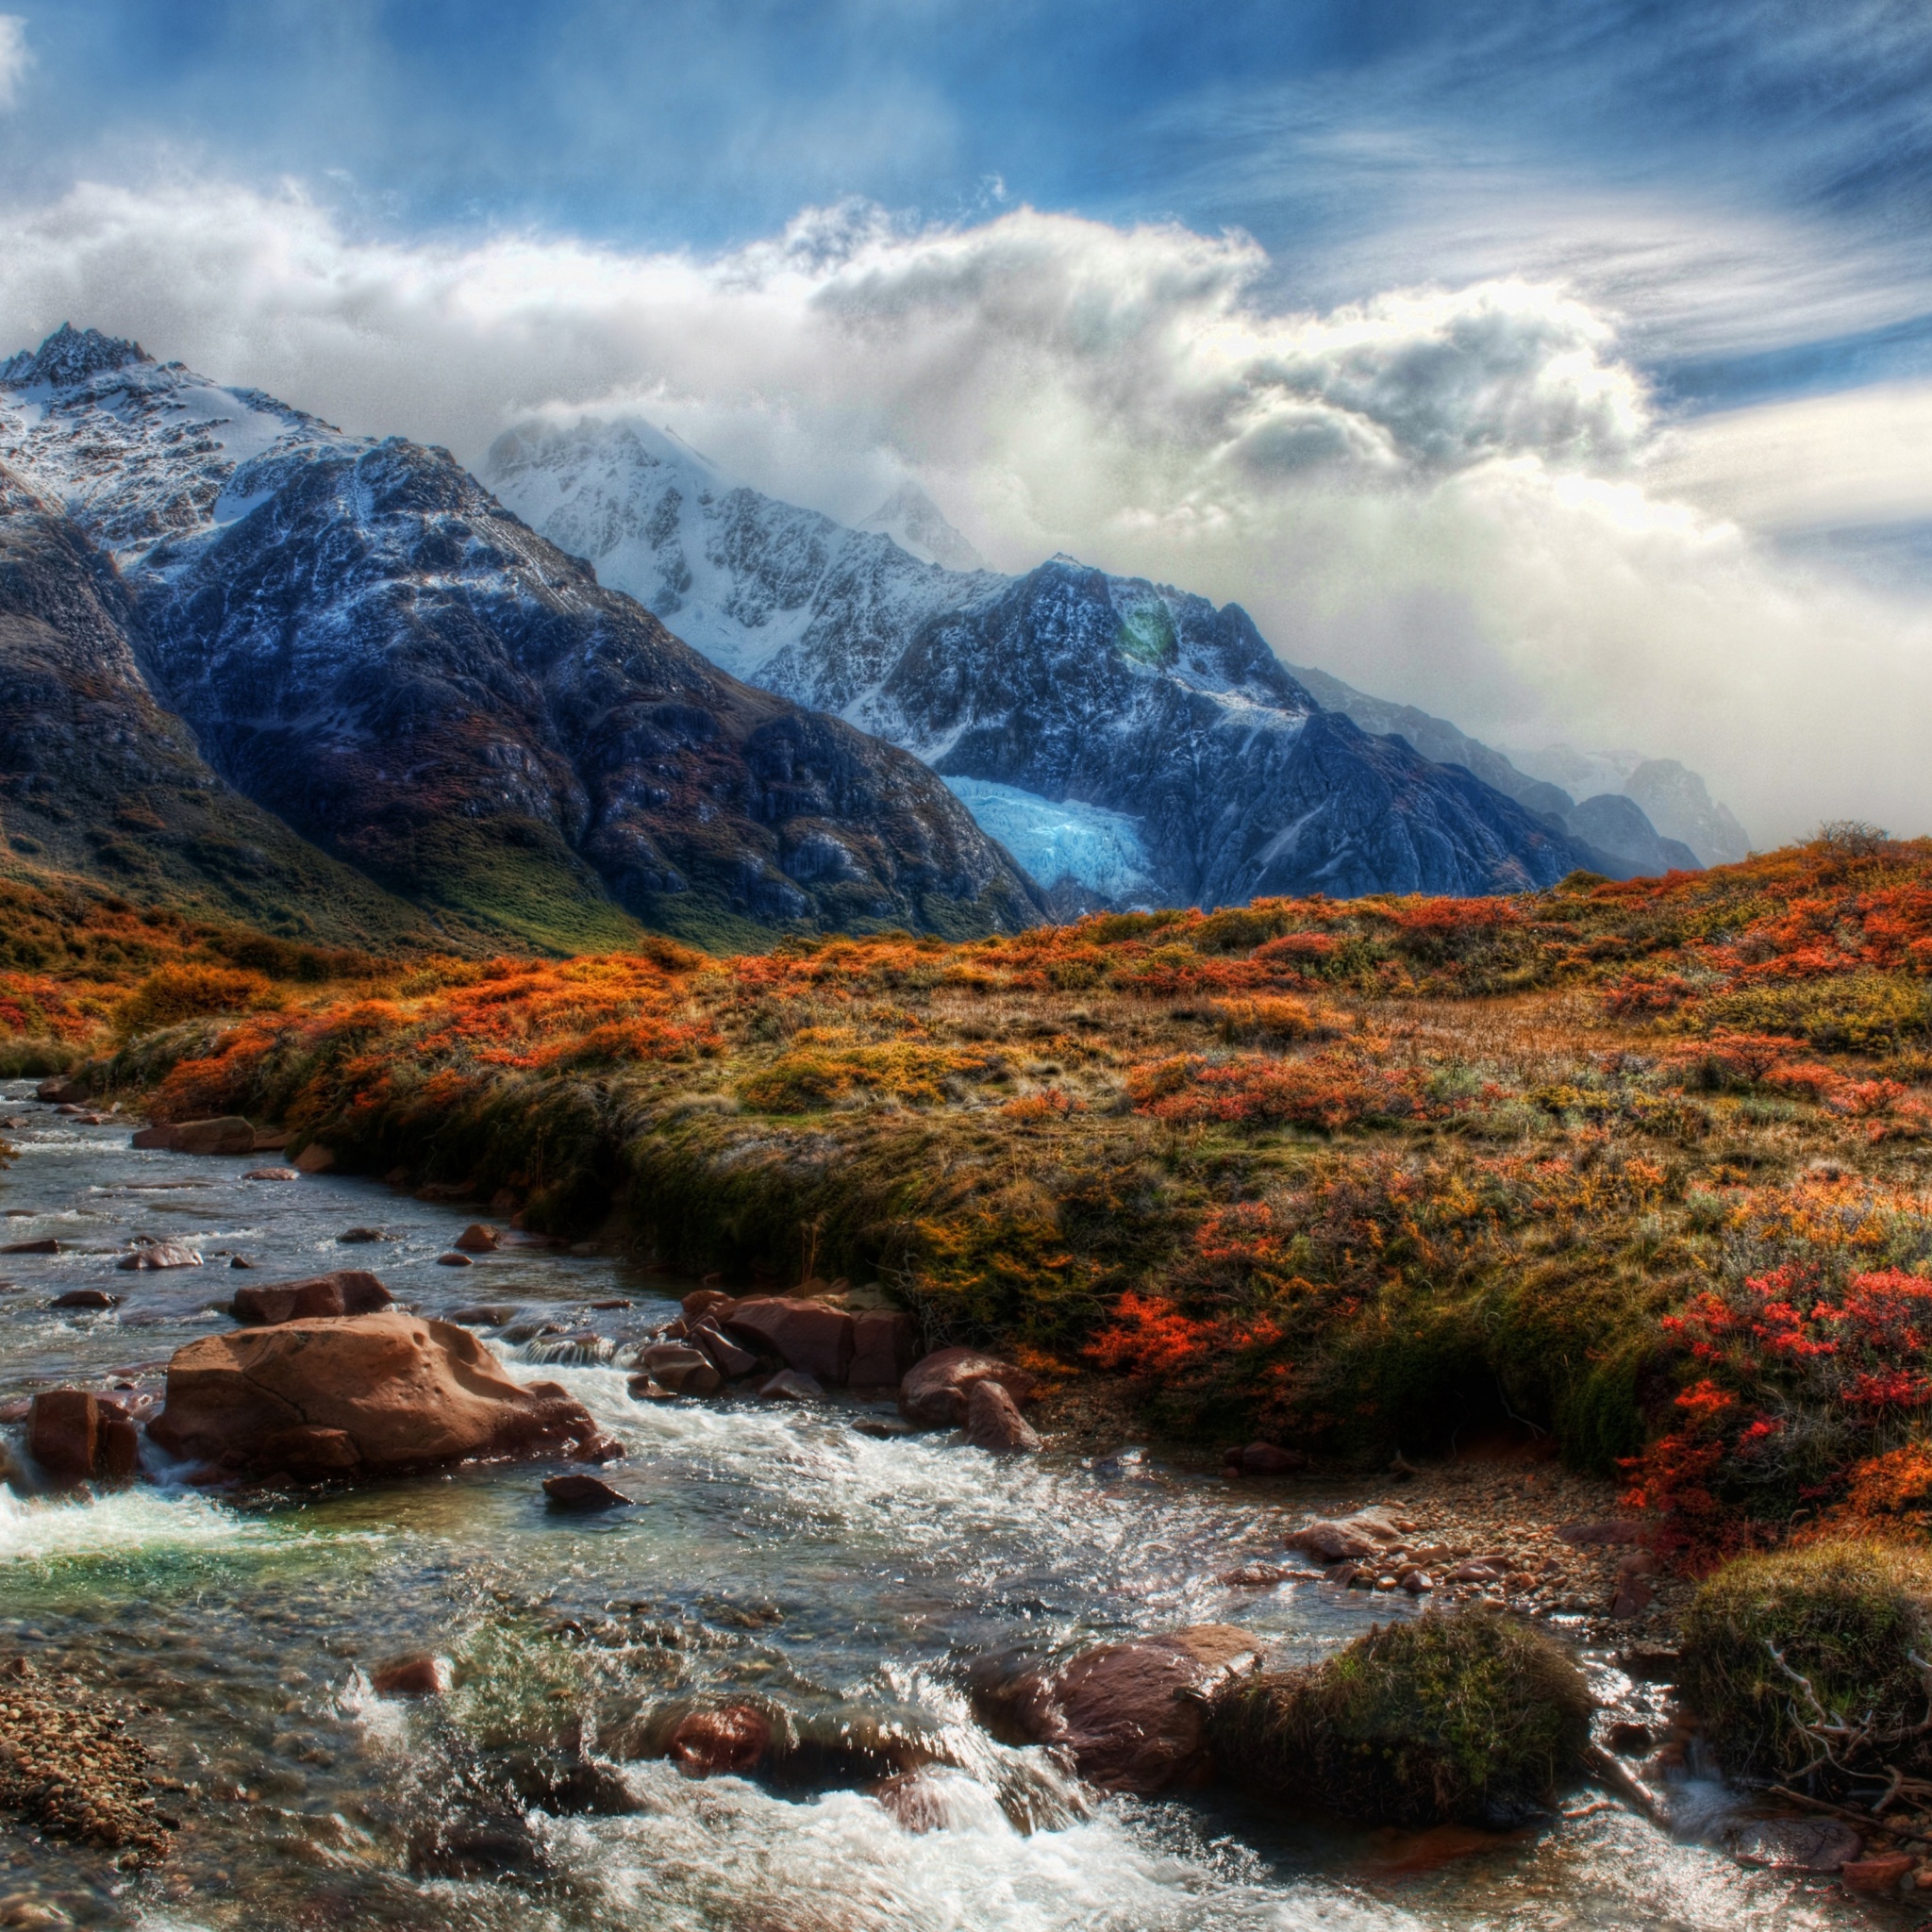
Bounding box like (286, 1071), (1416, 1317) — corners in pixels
(1208, 1607), (1592, 1825)
(1682, 1538), (1932, 1785)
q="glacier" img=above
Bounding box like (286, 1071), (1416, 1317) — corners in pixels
(944, 778), (1156, 903)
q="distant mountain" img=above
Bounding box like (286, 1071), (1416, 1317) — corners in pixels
(0, 325), (1043, 950)
(858, 482), (988, 572)
(488, 418), (1649, 906)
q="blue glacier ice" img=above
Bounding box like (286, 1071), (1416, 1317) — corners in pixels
(945, 777), (1155, 902)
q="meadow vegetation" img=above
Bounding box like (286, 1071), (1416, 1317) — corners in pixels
(15, 829), (1932, 1570)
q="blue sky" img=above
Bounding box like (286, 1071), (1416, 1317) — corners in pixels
(2, 1), (1932, 838)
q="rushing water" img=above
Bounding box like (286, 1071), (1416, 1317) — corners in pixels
(0, 1082), (1889, 1929)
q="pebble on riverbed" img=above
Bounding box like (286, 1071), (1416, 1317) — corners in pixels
(0, 1658), (173, 1864)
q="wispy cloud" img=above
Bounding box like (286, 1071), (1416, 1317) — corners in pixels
(0, 17), (30, 110)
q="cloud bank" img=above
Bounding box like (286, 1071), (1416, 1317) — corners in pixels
(0, 175), (1927, 843)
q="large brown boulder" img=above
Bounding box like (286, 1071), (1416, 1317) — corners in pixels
(973, 1625), (1260, 1794)
(724, 1298), (856, 1384)
(146, 1309), (618, 1478)
(849, 1310), (919, 1390)
(27, 1391), (140, 1485)
(965, 1379), (1041, 1453)
(130, 1116), (255, 1156)
(229, 1270), (395, 1325)
(899, 1346), (1038, 1428)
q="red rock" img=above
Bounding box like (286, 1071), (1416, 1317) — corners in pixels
(115, 1241), (203, 1271)
(1610, 1574), (1656, 1620)
(543, 1474), (634, 1510)
(1843, 1852), (1915, 1893)
(668, 1705), (771, 1776)
(96, 1403), (141, 1481)
(1727, 1817), (1861, 1872)
(681, 1288), (737, 1324)
(1235, 1441), (1307, 1475)
(0, 1238), (58, 1255)
(251, 1130), (291, 1151)
(292, 1143), (336, 1174)
(230, 1270), (394, 1325)
(146, 1309), (614, 1479)
(1219, 1563), (1293, 1587)
(974, 1625), (1260, 1794)
(372, 1655), (449, 1697)
(848, 1310), (919, 1390)
(690, 1320), (757, 1378)
(257, 1425), (361, 1474)
(1556, 1520), (1648, 1546)
(639, 1343), (723, 1395)
(965, 1378), (1041, 1452)
(758, 1369), (824, 1402)
(1618, 1549), (1660, 1578)
(241, 1166), (302, 1182)
(437, 1252), (473, 1267)
(1286, 1512), (1403, 1562)
(51, 1289), (121, 1308)
(453, 1224), (499, 1253)
(130, 1116), (256, 1156)
(724, 1297), (856, 1384)
(35, 1076), (88, 1103)
(27, 1390), (101, 1482)
(898, 1346), (1038, 1427)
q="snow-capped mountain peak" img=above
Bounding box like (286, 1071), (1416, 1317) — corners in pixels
(858, 481), (986, 571)
(0, 322), (153, 389)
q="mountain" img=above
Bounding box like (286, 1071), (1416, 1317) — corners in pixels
(0, 461), (443, 947)
(486, 419), (1615, 906)
(0, 326), (1042, 950)
(1284, 663), (1726, 872)
(858, 482), (988, 572)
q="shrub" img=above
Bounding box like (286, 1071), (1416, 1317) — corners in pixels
(1208, 1607), (1592, 1824)
(112, 966), (275, 1042)
(1682, 1540), (1932, 1787)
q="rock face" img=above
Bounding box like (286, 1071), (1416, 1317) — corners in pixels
(724, 1297), (857, 1385)
(899, 1346), (1038, 1428)
(229, 1269), (395, 1325)
(848, 1310), (919, 1390)
(146, 1309), (616, 1478)
(965, 1379), (1041, 1453)
(27, 1390), (140, 1484)
(485, 419), (1606, 908)
(974, 1625), (1260, 1793)
(0, 328), (1041, 949)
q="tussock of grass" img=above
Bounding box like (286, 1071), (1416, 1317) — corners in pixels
(1208, 1607), (1592, 1825)
(1682, 1539), (1932, 1786)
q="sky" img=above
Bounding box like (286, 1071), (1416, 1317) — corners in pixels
(2, 0), (1932, 841)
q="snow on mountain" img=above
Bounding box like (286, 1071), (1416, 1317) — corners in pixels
(489, 417), (1602, 905)
(859, 481), (987, 571)
(0, 326), (1044, 947)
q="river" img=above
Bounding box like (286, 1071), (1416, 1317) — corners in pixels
(0, 1079), (1876, 1928)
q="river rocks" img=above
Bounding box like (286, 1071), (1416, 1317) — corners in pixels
(681, 1288), (736, 1324)
(849, 1310), (919, 1391)
(965, 1378), (1041, 1453)
(229, 1269), (394, 1325)
(1224, 1441), (1308, 1476)
(899, 1346), (1038, 1428)
(34, 1076), (87, 1103)
(146, 1309), (619, 1478)
(1285, 1509), (1405, 1562)
(292, 1143), (336, 1174)
(758, 1369), (824, 1402)
(371, 1655), (450, 1697)
(543, 1473), (634, 1511)
(637, 1343), (723, 1395)
(724, 1297), (855, 1384)
(115, 1240), (203, 1272)
(26, 1391), (139, 1484)
(129, 1116), (255, 1156)
(1208, 1606), (1592, 1826)
(0, 1238), (58, 1255)
(1726, 1817), (1863, 1872)
(974, 1624), (1260, 1794)
(241, 1166), (301, 1182)
(667, 1705), (772, 1777)
(437, 1252), (473, 1266)
(690, 1319), (757, 1378)
(453, 1224), (499, 1253)
(51, 1289), (121, 1309)
(335, 1226), (390, 1244)
(450, 1306), (518, 1326)
(1844, 1852), (1918, 1893)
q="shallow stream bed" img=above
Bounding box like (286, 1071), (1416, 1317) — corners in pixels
(0, 1082), (1891, 1928)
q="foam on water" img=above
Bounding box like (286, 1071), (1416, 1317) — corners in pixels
(0, 1480), (257, 1564)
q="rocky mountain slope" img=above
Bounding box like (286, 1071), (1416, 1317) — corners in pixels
(0, 327), (1042, 949)
(487, 420), (1607, 906)
(0, 460), (441, 948)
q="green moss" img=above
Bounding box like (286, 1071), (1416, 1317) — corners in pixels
(1208, 1607), (1592, 1825)
(1682, 1540), (1932, 1785)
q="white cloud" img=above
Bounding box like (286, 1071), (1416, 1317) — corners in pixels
(0, 16), (28, 110)
(1, 175), (1930, 843)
